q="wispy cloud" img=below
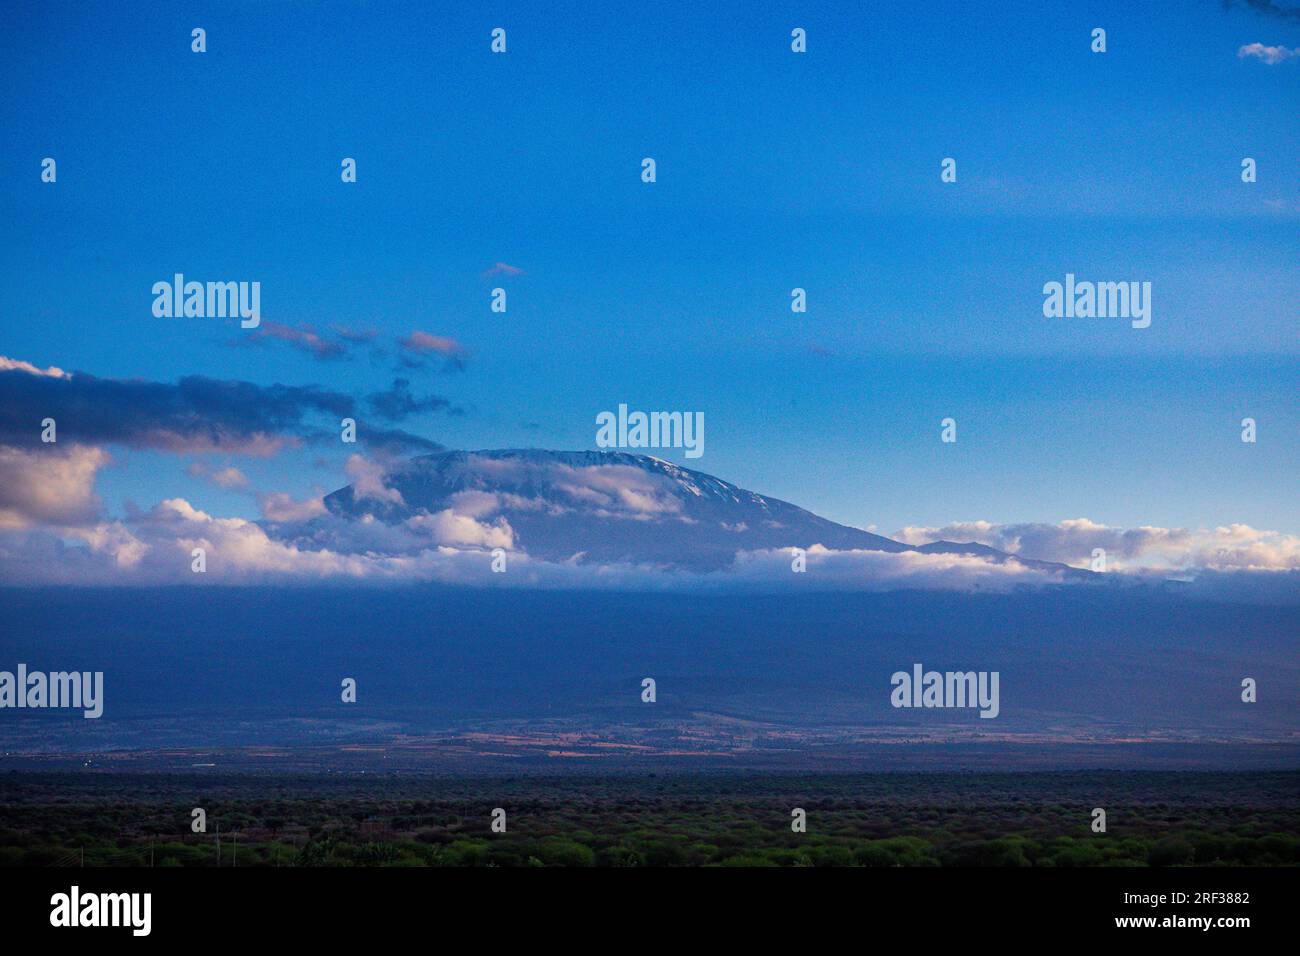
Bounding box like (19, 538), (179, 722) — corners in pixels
(399, 331), (464, 356)
(248, 321), (347, 359)
(186, 461), (251, 490)
(398, 332), (467, 371)
(366, 378), (459, 421)
(344, 453), (406, 507)
(1237, 41), (1298, 62)
(331, 324), (380, 343)
(0, 356), (69, 379)
(482, 262), (525, 278)
(257, 490), (327, 523)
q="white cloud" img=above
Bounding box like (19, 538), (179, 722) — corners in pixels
(68, 521), (148, 568)
(895, 519), (1300, 571)
(258, 491), (327, 522)
(0, 356), (69, 379)
(187, 461), (250, 489)
(552, 463), (685, 517)
(344, 454), (405, 506)
(0, 444), (109, 529)
(723, 545), (1061, 591)
(405, 509), (514, 548)
(1237, 42), (1298, 64)
(447, 489), (554, 518)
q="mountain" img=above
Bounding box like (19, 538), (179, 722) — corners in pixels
(323, 449), (1082, 574)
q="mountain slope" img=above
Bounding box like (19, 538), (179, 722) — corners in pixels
(323, 449), (1081, 574)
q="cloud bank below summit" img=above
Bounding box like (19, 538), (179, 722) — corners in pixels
(0, 356), (1295, 599)
(894, 519), (1300, 573)
(1, 444), (1295, 599)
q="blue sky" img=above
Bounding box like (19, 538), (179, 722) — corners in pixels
(1, 0), (1296, 538)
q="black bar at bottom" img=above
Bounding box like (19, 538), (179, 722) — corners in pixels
(1, 866), (1279, 941)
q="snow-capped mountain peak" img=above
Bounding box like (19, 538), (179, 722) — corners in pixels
(318, 449), (1079, 575)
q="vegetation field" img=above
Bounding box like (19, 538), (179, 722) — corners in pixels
(1, 770), (1296, 867)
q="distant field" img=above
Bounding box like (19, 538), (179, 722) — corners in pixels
(2, 588), (1296, 761)
(2, 771), (1296, 867)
